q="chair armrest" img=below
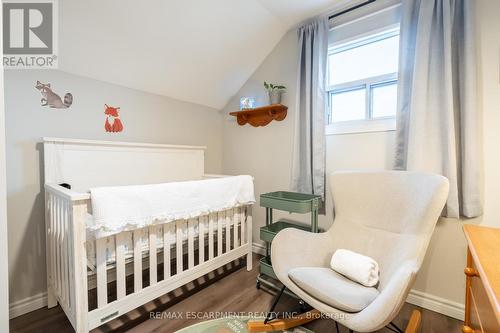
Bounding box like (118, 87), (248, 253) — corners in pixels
(347, 260), (419, 332)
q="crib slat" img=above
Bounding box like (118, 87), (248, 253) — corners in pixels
(208, 213), (214, 260)
(53, 197), (58, 296)
(62, 201), (69, 306)
(176, 220), (183, 274)
(163, 224), (172, 279)
(45, 194), (53, 304)
(65, 201), (72, 308)
(59, 200), (66, 305)
(52, 197), (58, 298)
(133, 230), (143, 292)
(59, 198), (65, 301)
(217, 212), (223, 256)
(226, 209), (231, 252)
(233, 208), (239, 248)
(240, 207), (246, 245)
(65, 201), (71, 307)
(55, 198), (61, 297)
(96, 238), (108, 308)
(66, 199), (75, 312)
(47, 195), (53, 291)
(53, 196), (59, 296)
(188, 219), (195, 269)
(149, 226), (157, 285)
(198, 216), (205, 264)
(116, 233), (126, 300)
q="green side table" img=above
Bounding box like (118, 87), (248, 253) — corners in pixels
(257, 191), (322, 294)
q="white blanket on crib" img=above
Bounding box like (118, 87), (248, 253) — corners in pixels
(89, 175), (255, 239)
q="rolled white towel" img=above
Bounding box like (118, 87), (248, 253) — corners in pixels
(330, 249), (379, 287)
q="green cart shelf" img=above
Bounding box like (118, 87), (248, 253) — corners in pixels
(259, 256), (277, 280)
(260, 191), (322, 214)
(260, 220), (314, 243)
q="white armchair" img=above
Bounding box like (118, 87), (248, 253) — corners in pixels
(271, 171), (449, 332)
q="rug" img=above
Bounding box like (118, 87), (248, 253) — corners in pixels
(175, 316), (314, 333)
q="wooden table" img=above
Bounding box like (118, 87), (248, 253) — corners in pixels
(463, 225), (500, 333)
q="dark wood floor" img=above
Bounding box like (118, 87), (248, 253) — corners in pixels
(10, 256), (463, 333)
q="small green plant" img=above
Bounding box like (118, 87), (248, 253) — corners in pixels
(264, 82), (286, 92)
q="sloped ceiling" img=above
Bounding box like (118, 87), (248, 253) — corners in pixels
(59, 0), (342, 109)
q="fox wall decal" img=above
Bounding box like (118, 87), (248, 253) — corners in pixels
(104, 104), (124, 133)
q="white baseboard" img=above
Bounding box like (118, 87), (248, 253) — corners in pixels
(252, 242), (266, 255)
(9, 292), (47, 319)
(406, 289), (464, 321)
(252, 242), (465, 321)
(9, 245), (465, 323)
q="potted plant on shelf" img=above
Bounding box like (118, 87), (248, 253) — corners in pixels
(264, 82), (286, 105)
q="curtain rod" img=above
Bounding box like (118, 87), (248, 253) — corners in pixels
(328, 0), (377, 20)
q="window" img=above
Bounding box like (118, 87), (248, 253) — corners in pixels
(326, 3), (401, 135)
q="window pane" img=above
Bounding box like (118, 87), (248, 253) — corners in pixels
(372, 83), (397, 118)
(330, 88), (366, 122)
(328, 34), (399, 85)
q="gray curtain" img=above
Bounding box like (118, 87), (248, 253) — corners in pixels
(395, 0), (482, 218)
(291, 16), (329, 199)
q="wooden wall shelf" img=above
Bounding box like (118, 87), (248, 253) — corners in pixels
(229, 104), (288, 127)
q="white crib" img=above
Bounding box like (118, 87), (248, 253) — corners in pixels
(43, 138), (253, 333)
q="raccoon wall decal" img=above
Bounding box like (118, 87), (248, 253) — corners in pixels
(35, 81), (73, 109)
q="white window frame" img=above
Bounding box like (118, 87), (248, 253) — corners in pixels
(326, 14), (400, 135)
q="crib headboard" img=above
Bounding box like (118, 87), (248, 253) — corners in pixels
(43, 137), (206, 191)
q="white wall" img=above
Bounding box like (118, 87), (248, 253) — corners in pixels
(222, 29), (396, 252)
(221, 0), (500, 315)
(5, 70), (223, 306)
(0, 4), (11, 330)
(477, 0), (500, 226)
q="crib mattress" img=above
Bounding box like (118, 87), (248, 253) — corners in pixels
(85, 212), (238, 272)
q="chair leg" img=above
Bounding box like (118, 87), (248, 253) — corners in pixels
(264, 285), (286, 324)
(405, 310), (421, 333)
(388, 321), (404, 333)
(335, 321), (339, 333)
(247, 309), (320, 333)
(386, 324), (403, 333)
